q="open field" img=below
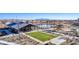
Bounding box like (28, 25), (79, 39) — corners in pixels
(27, 31), (58, 42)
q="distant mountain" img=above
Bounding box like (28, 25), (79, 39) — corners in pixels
(35, 18), (50, 20)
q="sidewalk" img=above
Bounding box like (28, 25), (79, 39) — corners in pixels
(0, 40), (18, 45)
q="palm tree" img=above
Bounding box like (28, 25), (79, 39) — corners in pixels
(16, 19), (21, 40)
(46, 20), (49, 29)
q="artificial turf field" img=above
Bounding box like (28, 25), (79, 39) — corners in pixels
(27, 32), (58, 42)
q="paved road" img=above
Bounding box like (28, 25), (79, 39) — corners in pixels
(0, 40), (18, 45)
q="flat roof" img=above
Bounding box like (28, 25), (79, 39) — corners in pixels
(6, 22), (34, 29)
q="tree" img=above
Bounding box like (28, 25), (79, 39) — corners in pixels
(71, 28), (78, 36)
(55, 24), (63, 31)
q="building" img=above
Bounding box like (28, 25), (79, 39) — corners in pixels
(0, 21), (17, 36)
(0, 27), (18, 36)
(6, 22), (38, 32)
(0, 21), (7, 28)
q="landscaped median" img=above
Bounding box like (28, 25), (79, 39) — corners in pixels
(26, 31), (58, 44)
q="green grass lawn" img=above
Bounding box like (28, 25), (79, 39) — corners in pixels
(27, 32), (58, 42)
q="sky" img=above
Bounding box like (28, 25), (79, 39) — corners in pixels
(0, 13), (79, 20)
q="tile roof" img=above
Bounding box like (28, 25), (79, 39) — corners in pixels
(0, 21), (7, 28)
